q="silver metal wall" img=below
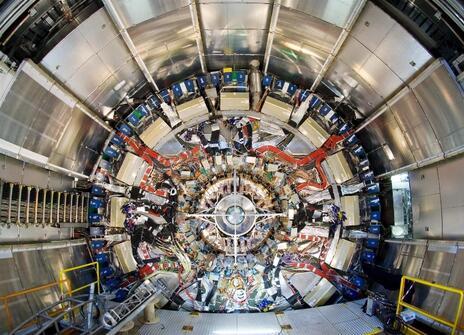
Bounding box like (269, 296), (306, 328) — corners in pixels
(326, 1), (432, 117)
(358, 59), (464, 176)
(409, 154), (464, 240)
(41, 8), (145, 112)
(105, 0), (202, 87)
(380, 239), (464, 329)
(0, 154), (73, 191)
(199, 0), (271, 70)
(0, 240), (93, 334)
(0, 61), (110, 177)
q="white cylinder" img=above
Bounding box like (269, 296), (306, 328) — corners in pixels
(144, 303), (160, 324)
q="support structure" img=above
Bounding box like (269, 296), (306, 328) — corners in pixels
(189, 0), (207, 73)
(102, 0), (160, 91)
(263, 0), (281, 74)
(310, 0), (367, 91)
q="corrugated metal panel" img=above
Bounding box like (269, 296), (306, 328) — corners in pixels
(326, 2), (431, 117)
(12, 249), (58, 313)
(268, 7), (340, 81)
(0, 255), (29, 334)
(41, 8), (144, 111)
(111, 0), (190, 28)
(127, 7), (201, 87)
(415, 245), (456, 317)
(411, 63), (464, 155)
(412, 193), (442, 239)
(281, 0), (360, 28)
(0, 62), (109, 177)
(199, 1), (271, 70)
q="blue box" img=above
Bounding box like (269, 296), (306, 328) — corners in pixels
(185, 79), (195, 92)
(197, 75), (207, 88)
(90, 198), (104, 208)
(287, 83), (297, 96)
(366, 183), (380, 194)
(104, 146), (119, 159)
(360, 170), (374, 182)
(362, 250), (376, 263)
(369, 196), (380, 207)
(368, 225), (382, 234)
(366, 238), (380, 249)
(308, 95), (321, 109)
(117, 123), (132, 136)
(136, 104), (149, 117)
(236, 71), (246, 83)
(160, 89), (171, 103)
(344, 134), (358, 146)
(91, 185), (105, 196)
(274, 79), (284, 90)
(211, 72), (220, 86)
(127, 112), (140, 126)
(319, 104), (332, 116)
(223, 72), (232, 84)
(262, 75), (273, 87)
(299, 90), (310, 102)
(111, 135), (124, 146)
(353, 145), (365, 157)
(370, 211), (381, 222)
(148, 96), (160, 109)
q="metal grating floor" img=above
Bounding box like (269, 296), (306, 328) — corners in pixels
(138, 299), (383, 335)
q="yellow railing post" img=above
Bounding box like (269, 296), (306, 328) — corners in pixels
(59, 261), (101, 297)
(396, 275), (464, 335)
(0, 280), (67, 332)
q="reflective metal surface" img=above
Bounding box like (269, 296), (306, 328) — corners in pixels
(410, 154), (464, 240)
(0, 61), (109, 177)
(214, 194), (256, 236)
(128, 6), (201, 86)
(111, 0), (190, 28)
(281, 0), (361, 28)
(357, 59), (464, 176)
(41, 8), (144, 111)
(0, 241), (91, 333)
(326, 2), (432, 116)
(198, 1), (271, 69)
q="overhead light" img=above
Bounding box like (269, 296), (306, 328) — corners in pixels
(383, 144), (395, 160)
(113, 80), (126, 91)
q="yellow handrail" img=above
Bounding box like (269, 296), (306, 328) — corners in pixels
(59, 261), (100, 296)
(0, 279), (68, 332)
(396, 275), (464, 334)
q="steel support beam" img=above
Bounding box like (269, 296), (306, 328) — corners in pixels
(310, 0), (367, 92)
(263, 0), (281, 74)
(102, 0), (160, 91)
(189, 0), (207, 73)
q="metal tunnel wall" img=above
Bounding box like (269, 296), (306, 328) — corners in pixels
(0, 60), (110, 178)
(0, 240), (94, 333)
(409, 154), (464, 240)
(358, 59), (464, 176)
(379, 239), (464, 330)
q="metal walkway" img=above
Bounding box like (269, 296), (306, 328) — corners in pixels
(138, 299), (383, 335)
(9, 296), (102, 335)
